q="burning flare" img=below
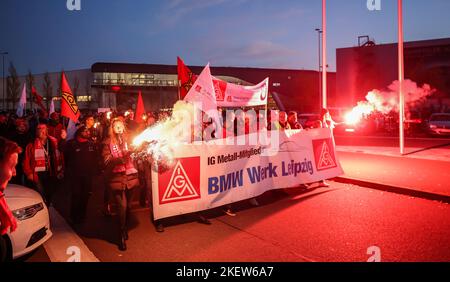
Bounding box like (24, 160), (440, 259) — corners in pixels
(132, 101), (196, 171)
(344, 79), (435, 125)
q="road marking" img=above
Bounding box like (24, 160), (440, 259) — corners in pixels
(43, 207), (99, 262)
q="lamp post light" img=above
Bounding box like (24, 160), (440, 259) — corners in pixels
(1, 52), (8, 110)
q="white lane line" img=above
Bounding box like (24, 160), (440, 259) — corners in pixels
(43, 207), (99, 262)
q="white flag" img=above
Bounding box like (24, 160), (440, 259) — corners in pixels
(66, 119), (77, 141)
(49, 99), (55, 115)
(16, 83), (27, 117)
(183, 63), (219, 124)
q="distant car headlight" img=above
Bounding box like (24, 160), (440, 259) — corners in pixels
(429, 124), (437, 129)
(12, 203), (44, 221)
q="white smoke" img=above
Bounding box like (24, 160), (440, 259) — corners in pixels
(364, 79), (435, 114)
(345, 79), (435, 124)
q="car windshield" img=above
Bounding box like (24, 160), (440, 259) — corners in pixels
(430, 115), (450, 122)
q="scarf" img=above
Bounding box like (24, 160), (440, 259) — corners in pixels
(109, 141), (137, 175)
(33, 137), (63, 175)
(34, 139), (48, 172)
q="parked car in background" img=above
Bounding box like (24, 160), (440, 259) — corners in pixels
(298, 114), (320, 129)
(0, 184), (52, 261)
(427, 113), (450, 136)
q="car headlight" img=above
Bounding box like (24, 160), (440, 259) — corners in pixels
(12, 203), (44, 221)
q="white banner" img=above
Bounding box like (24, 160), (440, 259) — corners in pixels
(213, 77), (269, 108)
(151, 128), (343, 220)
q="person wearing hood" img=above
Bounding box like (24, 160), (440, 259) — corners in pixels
(61, 125), (99, 224)
(48, 112), (64, 142)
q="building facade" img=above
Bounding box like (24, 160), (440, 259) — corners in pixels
(91, 62), (336, 114)
(336, 37), (450, 111)
(1, 63), (337, 114)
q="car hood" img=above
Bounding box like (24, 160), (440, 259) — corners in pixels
(429, 120), (450, 126)
(4, 184), (44, 210)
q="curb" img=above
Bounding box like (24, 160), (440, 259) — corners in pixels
(333, 176), (450, 204)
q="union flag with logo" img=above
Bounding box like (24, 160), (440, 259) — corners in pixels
(158, 157), (201, 205)
(60, 72), (80, 122)
(177, 57), (268, 107)
(312, 138), (338, 171)
(177, 57), (197, 100)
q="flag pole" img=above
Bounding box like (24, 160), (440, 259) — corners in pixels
(398, 0), (405, 155)
(178, 79), (181, 101)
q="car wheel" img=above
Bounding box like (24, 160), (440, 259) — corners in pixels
(0, 235), (12, 262)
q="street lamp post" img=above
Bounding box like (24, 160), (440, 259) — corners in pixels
(322, 0), (327, 109)
(1, 52), (8, 110)
(315, 28), (322, 112)
(398, 0), (405, 155)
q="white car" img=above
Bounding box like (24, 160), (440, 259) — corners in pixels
(0, 184), (52, 261)
(427, 113), (450, 136)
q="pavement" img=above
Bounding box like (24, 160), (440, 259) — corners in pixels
(335, 138), (450, 201)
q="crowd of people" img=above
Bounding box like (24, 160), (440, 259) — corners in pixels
(0, 107), (335, 251)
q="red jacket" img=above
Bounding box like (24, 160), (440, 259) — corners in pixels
(23, 136), (64, 182)
(47, 123), (64, 141)
(0, 193), (17, 235)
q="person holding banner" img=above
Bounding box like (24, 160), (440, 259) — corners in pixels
(287, 111), (303, 130)
(316, 108), (338, 188)
(320, 108), (338, 134)
(275, 111), (291, 130)
(101, 117), (139, 251)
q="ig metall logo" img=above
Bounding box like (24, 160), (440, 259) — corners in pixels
(367, 0), (381, 11)
(67, 0), (81, 11)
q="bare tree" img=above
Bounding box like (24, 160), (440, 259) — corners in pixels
(26, 70), (35, 112)
(85, 74), (94, 109)
(56, 70), (63, 97)
(73, 75), (80, 99)
(7, 62), (20, 110)
(42, 72), (53, 111)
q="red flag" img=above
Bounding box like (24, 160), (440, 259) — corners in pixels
(60, 72), (80, 122)
(135, 91), (146, 123)
(177, 56), (197, 99)
(31, 86), (48, 113)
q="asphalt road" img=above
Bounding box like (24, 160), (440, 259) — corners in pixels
(21, 135), (450, 262)
(25, 181), (450, 262)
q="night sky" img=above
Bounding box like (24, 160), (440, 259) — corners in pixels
(1, 0), (450, 75)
